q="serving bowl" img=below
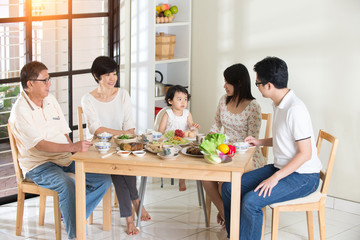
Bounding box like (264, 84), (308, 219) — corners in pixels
(97, 132), (113, 142)
(94, 142), (111, 154)
(114, 134), (137, 145)
(117, 150), (131, 157)
(132, 150), (146, 157)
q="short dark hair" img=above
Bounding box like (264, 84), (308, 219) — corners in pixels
(20, 61), (48, 89)
(224, 63), (255, 106)
(253, 57), (288, 89)
(165, 85), (191, 106)
(91, 56), (118, 83)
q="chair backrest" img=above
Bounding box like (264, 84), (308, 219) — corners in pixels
(78, 106), (84, 141)
(154, 107), (170, 131)
(7, 123), (24, 183)
(316, 129), (339, 195)
(261, 113), (272, 158)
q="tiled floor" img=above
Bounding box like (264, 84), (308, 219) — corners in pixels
(0, 178), (359, 240)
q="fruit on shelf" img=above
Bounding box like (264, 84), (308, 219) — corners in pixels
(161, 4), (169, 11)
(156, 5), (178, 24)
(164, 9), (172, 17)
(170, 6), (178, 14)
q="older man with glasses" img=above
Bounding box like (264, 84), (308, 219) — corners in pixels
(8, 61), (112, 240)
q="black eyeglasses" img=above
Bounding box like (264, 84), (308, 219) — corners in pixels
(29, 77), (51, 85)
(255, 81), (267, 87)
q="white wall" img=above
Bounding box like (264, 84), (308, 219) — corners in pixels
(191, 0), (360, 202)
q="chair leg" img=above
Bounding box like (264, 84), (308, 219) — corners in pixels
(318, 205), (326, 240)
(271, 207), (280, 240)
(88, 213), (93, 224)
(16, 190), (25, 236)
(306, 211), (314, 240)
(205, 193), (212, 225)
(53, 194), (61, 240)
(136, 176), (147, 227)
(39, 195), (46, 226)
(261, 207), (266, 240)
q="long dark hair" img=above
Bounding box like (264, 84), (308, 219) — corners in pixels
(224, 63), (255, 106)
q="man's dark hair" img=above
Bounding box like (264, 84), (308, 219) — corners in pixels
(224, 63), (255, 106)
(91, 56), (119, 83)
(165, 85), (191, 106)
(20, 61), (48, 89)
(253, 57), (288, 89)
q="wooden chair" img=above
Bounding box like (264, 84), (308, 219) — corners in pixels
(261, 130), (339, 240)
(7, 124), (62, 240)
(261, 113), (272, 159)
(77, 106), (115, 224)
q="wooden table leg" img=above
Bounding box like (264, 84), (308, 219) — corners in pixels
(75, 161), (86, 240)
(230, 171), (241, 240)
(102, 187), (112, 230)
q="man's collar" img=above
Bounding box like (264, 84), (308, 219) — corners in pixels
(277, 89), (293, 109)
(21, 91), (49, 110)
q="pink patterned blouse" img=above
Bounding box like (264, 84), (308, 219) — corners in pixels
(210, 95), (266, 168)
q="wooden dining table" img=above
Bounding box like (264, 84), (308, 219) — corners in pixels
(71, 142), (255, 240)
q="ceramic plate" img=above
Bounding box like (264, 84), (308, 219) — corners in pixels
(180, 147), (203, 158)
(157, 152), (179, 160)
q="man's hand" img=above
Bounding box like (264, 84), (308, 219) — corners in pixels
(71, 141), (92, 152)
(254, 174), (280, 198)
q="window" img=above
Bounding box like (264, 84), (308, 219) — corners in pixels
(0, 0), (122, 203)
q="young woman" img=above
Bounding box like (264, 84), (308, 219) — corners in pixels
(81, 56), (150, 235)
(202, 63), (266, 227)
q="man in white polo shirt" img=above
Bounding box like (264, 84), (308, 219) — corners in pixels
(221, 57), (322, 239)
(8, 61), (111, 240)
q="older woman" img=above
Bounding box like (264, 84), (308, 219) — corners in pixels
(81, 56), (150, 235)
(202, 63), (266, 227)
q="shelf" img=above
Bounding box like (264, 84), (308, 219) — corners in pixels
(155, 96), (165, 101)
(156, 21), (190, 27)
(155, 57), (189, 64)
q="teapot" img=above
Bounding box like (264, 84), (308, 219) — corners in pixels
(155, 70), (165, 97)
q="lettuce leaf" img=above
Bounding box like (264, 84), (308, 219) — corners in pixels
(199, 133), (226, 164)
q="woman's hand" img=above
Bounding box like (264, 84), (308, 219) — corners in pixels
(254, 174), (280, 198)
(244, 136), (260, 147)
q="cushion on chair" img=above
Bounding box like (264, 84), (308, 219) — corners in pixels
(269, 191), (326, 208)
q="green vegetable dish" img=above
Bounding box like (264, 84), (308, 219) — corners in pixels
(199, 133), (226, 164)
(118, 134), (130, 139)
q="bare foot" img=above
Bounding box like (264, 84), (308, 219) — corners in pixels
(126, 216), (139, 235)
(179, 179), (187, 191)
(132, 199), (151, 221)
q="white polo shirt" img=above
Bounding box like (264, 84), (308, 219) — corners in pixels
(8, 91), (72, 176)
(272, 90), (322, 173)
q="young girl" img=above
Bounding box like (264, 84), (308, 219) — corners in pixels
(158, 85), (200, 191)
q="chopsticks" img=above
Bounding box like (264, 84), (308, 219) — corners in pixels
(101, 150), (117, 159)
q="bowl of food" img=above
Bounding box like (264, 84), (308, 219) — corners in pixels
(132, 150), (146, 157)
(97, 132), (113, 142)
(94, 142), (111, 154)
(152, 131), (162, 141)
(117, 150), (131, 157)
(114, 134), (137, 145)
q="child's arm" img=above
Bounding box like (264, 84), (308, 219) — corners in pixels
(187, 112), (200, 129)
(158, 112), (169, 133)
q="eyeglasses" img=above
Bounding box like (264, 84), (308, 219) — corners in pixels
(29, 77), (51, 85)
(255, 81), (267, 87)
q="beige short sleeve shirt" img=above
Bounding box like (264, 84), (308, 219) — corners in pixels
(8, 91), (72, 176)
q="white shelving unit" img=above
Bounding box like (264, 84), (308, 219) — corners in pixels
(131, 0), (192, 131)
(155, 0), (192, 109)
